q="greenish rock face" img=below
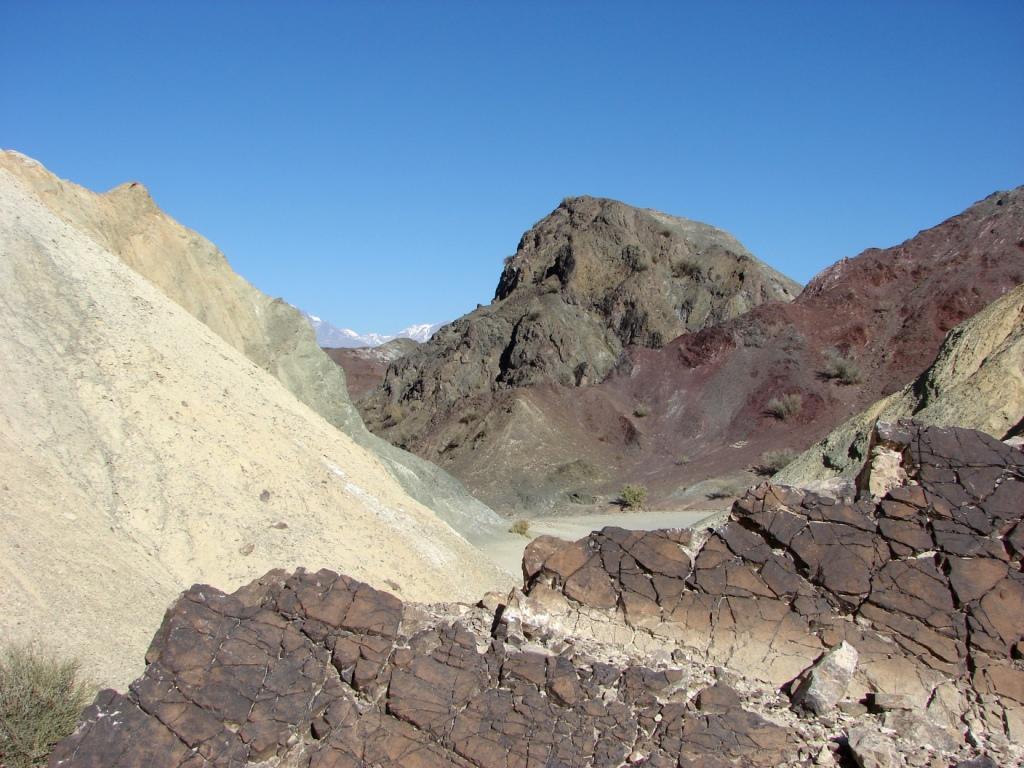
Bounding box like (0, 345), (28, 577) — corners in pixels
(258, 299), (507, 545)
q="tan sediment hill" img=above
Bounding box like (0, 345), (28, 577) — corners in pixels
(0, 163), (512, 689)
(777, 282), (1024, 488)
(0, 150), (505, 544)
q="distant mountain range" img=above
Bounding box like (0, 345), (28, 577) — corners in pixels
(300, 312), (444, 348)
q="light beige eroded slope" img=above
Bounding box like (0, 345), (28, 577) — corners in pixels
(777, 282), (1024, 487)
(0, 149), (507, 545)
(0, 166), (511, 688)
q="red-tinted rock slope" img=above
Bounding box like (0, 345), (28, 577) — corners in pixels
(595, 187), (1024, 505)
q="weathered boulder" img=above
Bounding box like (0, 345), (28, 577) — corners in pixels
(848, 726), (896, 768)
(790, 641), (859, 715)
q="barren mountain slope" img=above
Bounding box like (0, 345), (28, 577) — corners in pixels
(0, 166), (511, 688)
(371, 188), (1023, 514)
(325, 338), (419, 400)
(584, 186), (1024, 506)
(361, 196), (799, 486)
(777, 282), (1024, 488)
(0, 150), (503, 544)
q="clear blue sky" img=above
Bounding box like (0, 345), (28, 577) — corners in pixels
(3, 2), (1022, 333)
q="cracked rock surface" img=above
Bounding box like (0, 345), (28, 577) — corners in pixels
(51, 424), (1023, 767)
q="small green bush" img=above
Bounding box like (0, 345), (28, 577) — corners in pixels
(821, 349), (862, 385)
(765, 393), (802, 421)
(756, 449), (798, 475)
(508, 520), (531, 537)
(620, 484), (648, 510)
(0, 645), (93, 768)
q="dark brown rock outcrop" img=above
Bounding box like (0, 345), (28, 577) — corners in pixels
(517, 423), (1024, 762)
(51, 571), (809, 768)
(51, 424), (1024, 767)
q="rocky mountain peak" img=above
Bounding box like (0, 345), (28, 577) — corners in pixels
(363, 197), (800, 455)
(495, 196), (799, 341)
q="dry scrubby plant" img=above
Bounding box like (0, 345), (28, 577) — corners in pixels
(632, 404), (650, 418)
(620, 484), (648, 510)
(821, 349), (862, 385)
(382, 403), (404, 427)
(756, 449), (798, 475)
(0, 645), (93, 768)
(508, 519), (531, 537)
(671, 259), (703, 280)
(765, 393), (802, 421)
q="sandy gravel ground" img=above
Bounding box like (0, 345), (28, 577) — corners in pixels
(0, 166), (512, 688)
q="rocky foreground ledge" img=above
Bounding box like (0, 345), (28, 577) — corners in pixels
(51, 424), (1022, 767)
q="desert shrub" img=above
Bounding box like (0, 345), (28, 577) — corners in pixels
(672, 259), (703, 280)
(382, 403), (404, 426)
(508, 519), (531, 537)
(765, 393), (802, 421)
(821, 349), (862, 385)
(756, 449), (798, 475)
(0, 645), (93, 768)
(620, 484), (648, 510)
(632, 404), (650, 418)
(622, 245), (650, 272)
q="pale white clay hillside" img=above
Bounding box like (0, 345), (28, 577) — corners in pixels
(0, 149), (507, 545)
(0, 165), (512, 689)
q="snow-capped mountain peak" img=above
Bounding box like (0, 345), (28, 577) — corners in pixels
(300, 311), (444, 348)
(396, 323), (443, 343)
